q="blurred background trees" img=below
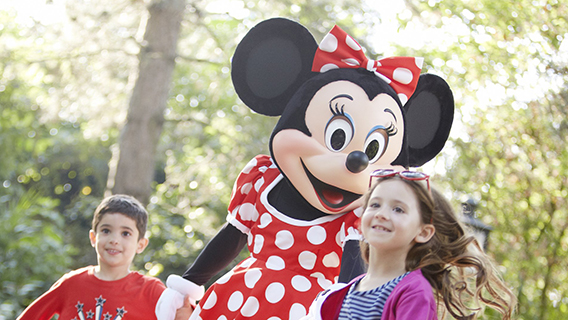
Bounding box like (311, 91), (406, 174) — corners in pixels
(1, 0), (567, 319)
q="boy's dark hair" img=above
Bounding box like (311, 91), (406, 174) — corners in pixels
(92, 194), (148, 239)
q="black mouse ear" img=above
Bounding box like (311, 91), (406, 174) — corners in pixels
(396, 74), (454, 167)
(231, 18), (318, 116)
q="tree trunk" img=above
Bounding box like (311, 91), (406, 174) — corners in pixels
(108, 0), (185, 205)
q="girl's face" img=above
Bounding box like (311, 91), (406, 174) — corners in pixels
(361, 179), (434, 256)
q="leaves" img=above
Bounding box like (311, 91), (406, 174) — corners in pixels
(399, 1), (568, 318)
(2, 0), (567, 318)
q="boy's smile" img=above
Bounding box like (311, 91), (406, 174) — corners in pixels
(89, 212), (148, 280)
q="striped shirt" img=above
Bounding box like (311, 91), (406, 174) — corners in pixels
(338, 272), (410, 319)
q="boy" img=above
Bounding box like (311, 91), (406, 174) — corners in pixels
(17, 194), (194, 320)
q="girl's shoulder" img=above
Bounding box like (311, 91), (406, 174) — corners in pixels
(396, 269), (430, 288)
(382, 270), (438, 320)
(389, 269), (435, 301)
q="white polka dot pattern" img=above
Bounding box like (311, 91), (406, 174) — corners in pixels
(254, 177), (265, 192)
(298, 251), (317, 270)
(322, 251), (340, 268)
(275, 230), (294, 250)
(244, 269), (262, 289)
(240, 297), (259, 317)
(319, 33), (338, 52)
(216, 270), (233, 284)
(266, 256), (286, 271)
(238, 203), (258, 221)
(265, 282), (285, 303)
(393, 67), (413, 84)
(307, 226), (326, 245)
(291, 275), (312, 292)
(191, 155), (361, 319)
(240, 182), (252, 195)
(253, 234), (264, 254)
(227, 291), (243, 312)
(258, 213), (272, 228)
(289, 303), (307, 319)
(345, 34), (361, 51)
(202, 291), (217, 309)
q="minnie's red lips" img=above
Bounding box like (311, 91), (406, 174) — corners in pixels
(300, 160), (361, 211)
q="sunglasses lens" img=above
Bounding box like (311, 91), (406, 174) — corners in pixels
(372, 169), (396, 177)
(400, 171), (427, 180)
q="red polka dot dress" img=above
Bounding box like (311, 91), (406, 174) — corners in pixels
(189, 155), (362, 320)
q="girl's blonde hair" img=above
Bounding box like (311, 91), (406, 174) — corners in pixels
(360, 176), (516, 320)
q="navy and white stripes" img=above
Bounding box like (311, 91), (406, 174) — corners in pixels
(338, 272), (409, 319)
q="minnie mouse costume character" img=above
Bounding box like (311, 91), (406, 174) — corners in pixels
(166, 18), (454, 320)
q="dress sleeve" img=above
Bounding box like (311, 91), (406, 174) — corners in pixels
(226, 155), (273, 233)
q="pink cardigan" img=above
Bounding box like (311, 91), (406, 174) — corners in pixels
(303, 269), (438, 320)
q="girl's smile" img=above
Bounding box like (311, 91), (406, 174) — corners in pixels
(361, 179), (433, 257)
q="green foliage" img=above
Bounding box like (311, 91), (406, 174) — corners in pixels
(444, 95), (568, 319)
(0, 189), (67, 318)
(0, 11), (112, 317)
(397, 0), (568, 318)
(0, 70), (67, 317)
(3, 0), (567, 319)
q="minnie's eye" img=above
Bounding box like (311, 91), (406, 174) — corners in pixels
(325, 116), (354, 152)
(364, 130), (389, 163)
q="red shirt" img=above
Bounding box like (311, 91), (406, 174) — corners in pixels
(17, 266), (166, 320)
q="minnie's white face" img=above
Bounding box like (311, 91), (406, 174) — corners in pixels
(272, 81), (405, 214)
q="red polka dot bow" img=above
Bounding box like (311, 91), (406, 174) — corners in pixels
(312, 25), (424, 104)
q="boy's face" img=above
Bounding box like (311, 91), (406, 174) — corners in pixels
(89, 212), (148, 272)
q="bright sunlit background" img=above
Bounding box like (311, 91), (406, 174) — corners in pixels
(2, 1), (568, 319)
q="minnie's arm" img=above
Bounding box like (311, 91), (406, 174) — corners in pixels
(182, 223), (248, 284)
(338, 240), (365, 283)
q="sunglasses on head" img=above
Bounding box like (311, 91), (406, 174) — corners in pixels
(369, 169), (430, 190)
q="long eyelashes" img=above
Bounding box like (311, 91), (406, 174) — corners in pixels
(385, 122), (397, 136)
(329, 101), (346, 117)
(329, 100), (398, 137)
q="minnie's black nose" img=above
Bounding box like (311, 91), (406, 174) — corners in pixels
(346, 151), (369, 173)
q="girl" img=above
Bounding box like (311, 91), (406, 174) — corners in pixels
(303, 170), (516, 320)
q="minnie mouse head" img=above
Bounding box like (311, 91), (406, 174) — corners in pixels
(231, 18), (453, 216)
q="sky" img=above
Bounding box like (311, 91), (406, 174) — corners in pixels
(1, 0), (67, 25)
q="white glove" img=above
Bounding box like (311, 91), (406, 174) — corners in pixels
(155, 275), (205, 320)
(166, 275), (205, 304)
(155, 288), (185, 320)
